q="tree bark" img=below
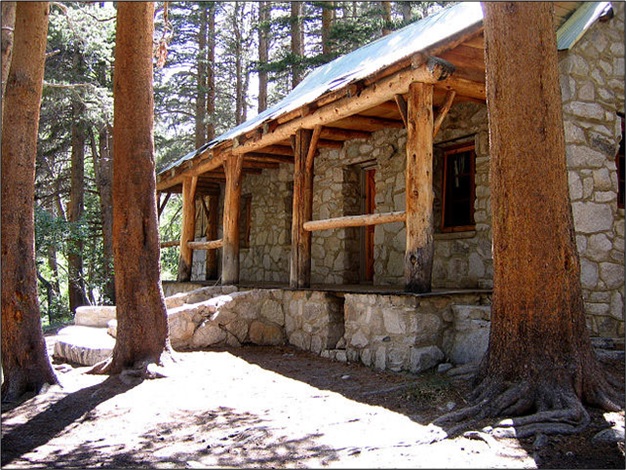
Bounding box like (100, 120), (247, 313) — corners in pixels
(321, 1), (334, 56)
(257, 0), (269, 113)
(1, 1), (58, 403)
(436, 2), (622, 438)
(91, 1), (171, 375)
(206, 2), (216, 142)
(222, 154), (243, 285)
(1, 1), (16, 118)
(290, 1), (303, 88)
(195, 3), (207, 148)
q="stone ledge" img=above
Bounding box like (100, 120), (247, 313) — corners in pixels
(53, 325), (115, 366)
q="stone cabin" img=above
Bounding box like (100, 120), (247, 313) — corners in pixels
(156, 2), (624, 373)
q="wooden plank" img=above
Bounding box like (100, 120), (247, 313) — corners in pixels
(433, 89), (456, 138)
(303, 211), (406, 232)
(404, 82), (434, 293)
(177, 176), (198, 282)
(188, 239), (223, 250)
(290, 129), (314, 288)
(222, 154), (243, 284)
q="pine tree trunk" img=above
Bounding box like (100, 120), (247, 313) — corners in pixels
(258, 0), (269, 113)
(195, 3), (207, 148)
(206, 2), (216, 141)
(290, 1), (303, 88)
(93, 1), (171, 374)
(436, 2), (622, 437)
(1, 1), (58, 403)
(321, 1), (334, 57)
(381, 1), (392, 36)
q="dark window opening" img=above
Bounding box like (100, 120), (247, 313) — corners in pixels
(441, 144), (476, 232)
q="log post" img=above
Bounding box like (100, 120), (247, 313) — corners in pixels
(404, 82), (434, 293)
(290, 128), (315, 288)
(205, 193), (220, 280)
(177, 176), (198, 281)
(222, 154), (243, 285)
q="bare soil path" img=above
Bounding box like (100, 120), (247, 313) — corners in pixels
(1, 333), (624, 469)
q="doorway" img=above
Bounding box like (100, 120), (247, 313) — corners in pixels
(362, 168), (376, 282)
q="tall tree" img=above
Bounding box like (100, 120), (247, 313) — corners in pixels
(290, 1), (304, 88)
(91, 1), (172, 375)
(1, 1), (58, 403)
(257, 0), (270, 113)
(206, 2), (216, 141)
(436, 2), (622, 437)
(195, 2), (208, 148)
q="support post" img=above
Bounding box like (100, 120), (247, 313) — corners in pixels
(290, 128), (315, 288)
(177, 176), (198, 281)
(222, 154), (243, 285)
(205, 193), (220, 280)
(404, 82), (434, 293)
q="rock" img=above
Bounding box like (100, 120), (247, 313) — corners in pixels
(437, 363), (453, 373)
(447, 305), (491, 365)
(249, 321), (285, 345)
(409, 345), (444, 373)
(592, 427), (625, 444)
(191, 322), (227, 348)
(107, 319), (117, 338)
(74, 306), (116, 328)
(53, 325), (115, 366)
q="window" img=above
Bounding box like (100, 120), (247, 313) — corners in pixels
(617, 114), (624, 209)
(441, 144), (476, 232)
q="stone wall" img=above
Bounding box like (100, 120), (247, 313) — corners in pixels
(559, 2), (624, 337)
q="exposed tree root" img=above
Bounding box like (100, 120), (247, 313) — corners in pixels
(433, 372), (623, 440)
(87, 348), (178, 380)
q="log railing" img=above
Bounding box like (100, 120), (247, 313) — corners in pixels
(160, 239), (223, 250)
(302, 211), (405, 232)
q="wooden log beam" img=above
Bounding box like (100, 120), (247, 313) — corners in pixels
(232, 57), (455, 156)
(394, 94), (408, 127)
(290, 129), (314, 288)
(404, 82), (434, 293)
(433, 89), (456, 138)
(157, 192), (171, 218)
(188, 239), (223, 250)
(222, 154), (243, 285)
(303, 211), (405, 232)
(177, 176), (198, 282)
(320, 127), (371, 141)
(160, 240), (180, 248)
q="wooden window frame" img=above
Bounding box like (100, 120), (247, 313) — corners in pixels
(441, 143), (476, 233)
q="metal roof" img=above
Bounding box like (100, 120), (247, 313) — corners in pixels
(159, 1), (612, 176)
(159, 2), (483, 174)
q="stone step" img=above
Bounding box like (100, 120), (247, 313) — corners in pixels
(52, 325), (115, 366)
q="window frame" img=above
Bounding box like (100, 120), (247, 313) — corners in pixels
(440, 143), (476, 233)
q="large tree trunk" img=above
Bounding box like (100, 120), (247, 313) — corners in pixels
(1, 1), (58, 403)
(436, 2), (622, 438)
(91, 2), (172, 375)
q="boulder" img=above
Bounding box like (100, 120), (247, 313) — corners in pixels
(74, 306), (116, 328)
(53, 325), (115, 366)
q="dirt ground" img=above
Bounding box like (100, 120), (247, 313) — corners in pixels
(1, 333), (624, 469)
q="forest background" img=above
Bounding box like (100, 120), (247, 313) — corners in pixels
(33, 1), (447, 327)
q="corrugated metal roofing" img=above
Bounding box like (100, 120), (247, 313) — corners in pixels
(556, 2), (612, 50)
(159, 1), (483, 173)
(159, 1), (611, 175)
